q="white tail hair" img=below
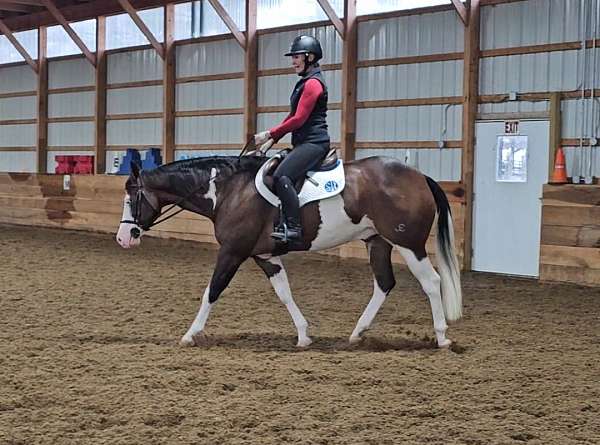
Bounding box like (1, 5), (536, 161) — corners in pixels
(436, 208), (463, 322)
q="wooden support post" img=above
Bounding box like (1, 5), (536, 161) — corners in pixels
(36, 25), (48, 173)
(40, 0), (96, 66)
(243, 0), (257, 144)
(461, 0), (480, 271)
(548, 92), (561, 180)
(163, 3), (175, 164)
(341, 0), (357, 160)
(450, 0), (468, 26)
(0, 18), (38, 72)
(117, 0), (164, 59)
(95, 16), (107, 174)
(207, 0), (246, 49)
(315, 0), (345, 38)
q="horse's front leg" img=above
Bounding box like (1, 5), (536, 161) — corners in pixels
(254, 256), (311, 348)
(180, 249), (245, 347)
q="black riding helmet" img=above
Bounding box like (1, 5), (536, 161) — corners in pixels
(285, 35), (323, 63)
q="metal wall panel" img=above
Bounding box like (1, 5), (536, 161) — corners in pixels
(357, 61), (463, 101)
(48, 92), (95, 118)
(258, 70), (342, 106)
(49, 58), (95, 88)
(0, 65), (36, 93)
(176, 39), (244, 77)
(107, 119), (162, 145)
(47, 150), (94, 173)
(564, 146), (600, 177)
(561, 98), (600, 139)
(259, 25), (342, 69)
(257, 109), (341, 142)
(176, 115), (243, 144)
(358, 10), (464, 61)
(480, 0), (589, 50)
(356, 105), (463, 141)
(175, 149), (239, 160)
(176, 79), (244, 111)
(175, 0), (246, 40)
(478, 100), (549, 115)
(355, 148), (462, 181)
(48, 122), (94, 146)
(0, 124), (36, 147)
(0, 152), (35, 172)
(107, 86), (163, 114)
(0, 96), (36, 120)
(257, 0), (340, 29)
(108, 49), (163, 83)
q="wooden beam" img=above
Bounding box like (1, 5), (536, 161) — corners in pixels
(461, 0), (480, 271)
(36, 26), (47, 173)
(341, 0), (357, 160)
(0, 18), (37, 72)
(450, 0), (468, 26)
(548, 92), (561, 181)
(162, 3), (175, 164)
(94, 16), (107, 174)
(315, 0), (345, 38)
(243, 0), (257, 144)
(116, 0), (165, 59)
(0, 2), (36, 12)
(40, 0), (96, 66)
(207, 0), (246, 49)
(1, 0), (43, 5)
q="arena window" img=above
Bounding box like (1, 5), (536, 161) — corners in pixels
(175, 0), (245, 40)
(105, 7), (164, 50)
(0, 29), (37, 64)
(47, 20), (96, 58)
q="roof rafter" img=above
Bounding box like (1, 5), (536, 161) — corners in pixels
(451, 0), (468, 25)
(0, 16), (38, 72)
(116, 0), (165, 59)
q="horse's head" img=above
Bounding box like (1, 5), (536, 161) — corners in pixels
(116, 162), (161, 248)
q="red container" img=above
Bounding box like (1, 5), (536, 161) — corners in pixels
(55, 155), (75, 174)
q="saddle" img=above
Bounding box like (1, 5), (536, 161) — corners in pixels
(254, 148), (346, 208)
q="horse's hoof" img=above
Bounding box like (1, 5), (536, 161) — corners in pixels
(296, 337), (312, 348)
(349, 334), (363, 344)
(180, 335), (195, 347)
(437, 338), (452, 349)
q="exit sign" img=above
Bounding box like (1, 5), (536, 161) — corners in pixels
(504, 120), (520, 135)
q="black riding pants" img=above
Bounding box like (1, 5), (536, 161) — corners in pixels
(272, 142), (329, 221)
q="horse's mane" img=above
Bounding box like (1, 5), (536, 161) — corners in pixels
(142, 155), (269, 192)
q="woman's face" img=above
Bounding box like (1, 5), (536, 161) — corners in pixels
(291, 54), (305, 74)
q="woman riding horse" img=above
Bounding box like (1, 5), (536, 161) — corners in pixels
(254, 35), (330, 245)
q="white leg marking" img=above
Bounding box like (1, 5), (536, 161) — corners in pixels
(350, 278), (387, 343)
(267, 257), (311, 347)
(180, 286), (212, 347)
(397, 247), (450, 348)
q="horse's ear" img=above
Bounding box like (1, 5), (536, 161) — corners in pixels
(130, 161), (141, 178)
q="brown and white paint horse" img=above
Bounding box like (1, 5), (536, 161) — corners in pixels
(116, 155), (462, 348)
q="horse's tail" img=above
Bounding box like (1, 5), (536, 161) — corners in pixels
(425, 176), (463, 322)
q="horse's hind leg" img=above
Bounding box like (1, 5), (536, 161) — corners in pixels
(350, 236), (395, 343)
(254, 256), (311, 347)
(396, 246), (450, 348)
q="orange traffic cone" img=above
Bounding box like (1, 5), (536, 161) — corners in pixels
(550, 147), (568, 184)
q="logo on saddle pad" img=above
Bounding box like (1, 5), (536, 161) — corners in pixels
(255, 159), (346, 207)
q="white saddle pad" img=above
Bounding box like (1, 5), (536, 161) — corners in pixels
(254, 158), (345, 207)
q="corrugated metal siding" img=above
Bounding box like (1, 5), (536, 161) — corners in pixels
(175, 149), (239, 160)
(257, 70), (342, 106)
(176, 40), (244, 77)
(176, 79), (244, 111)
(0, 124), (36, 147)
(0, 96), (36, 119)
(478, 100), (549, 115)
(257, 110), (341, 142)
(107, 86), (163, 114)
(48, 122), (94, 146)
(561, 98), (600, 138)
(108, 49), (163, 83)
(257, 0), (338, 29)
(480, 0), (584, 50)
(47, 150), (94, 173)
(357, 61), (463, 101)
(107, 119), (162, 145)
(358, 10), (463, 61)
(176, 115), (243, 144)
(355, 148), (462, 181)
(564, 146), (600, 177)
(0, 152), (36, 173)
(49, 58), (94, 88)
(356, 105), (462, 141)
(48, 92), (95, 118)
(0, 65), (36, 94)
(258, 25), (342, 69)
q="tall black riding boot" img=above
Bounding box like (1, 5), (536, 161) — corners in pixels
(272, 176), (303, 243)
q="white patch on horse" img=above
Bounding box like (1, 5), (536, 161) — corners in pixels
(180, 285), (212, 346)
(397, 246), (451, 348)
(309, 195), (376, 251)
(350, 277), (388, 343)
(116, 194), (141, 249)
(203, 168), (218, 210)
